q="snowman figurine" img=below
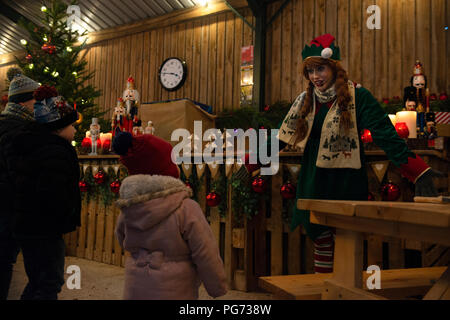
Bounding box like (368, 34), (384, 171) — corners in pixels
(89, 118), (101, 155)
(144, 120), (155, 135)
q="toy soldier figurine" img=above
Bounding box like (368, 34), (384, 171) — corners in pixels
(403, 61), (427, 133)
(112, 98), (126, 137)
(89, 118), (101, 155)
(122, 76), (140, 131)
(144, 120), (155, 135)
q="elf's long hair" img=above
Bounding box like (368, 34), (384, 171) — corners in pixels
(295, 57), (352, 143)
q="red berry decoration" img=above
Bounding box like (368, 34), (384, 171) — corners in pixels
(79, 180), (88, 192)
(382, 98), (389, 104)
(280, 182), (296, 199)
(395, 122), (409, 139)
(206, 191), (221, 207)
(380, 182), (401, 201)
(94, 171), (106, 185)
(439, 92), (448, 101)
(360, 129), (373, 144)
(110, 180), (121, 194)
(251, 176), (267, 194)
(25, 54), (32, 61)
(367, 192), (375, 201)
(48, 45), (56, 54)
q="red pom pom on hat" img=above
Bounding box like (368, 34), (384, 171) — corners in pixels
(119, 134), (180, 179)
(33, 85), (58, 101)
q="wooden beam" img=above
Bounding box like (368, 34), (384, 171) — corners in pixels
(322, 279), (387, 300)
(0, 0), (249, 66)
(333, 229), (364, 288)
(423, 266), (450, 300)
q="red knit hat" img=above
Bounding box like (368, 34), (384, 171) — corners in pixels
(112, 132), (179, 178)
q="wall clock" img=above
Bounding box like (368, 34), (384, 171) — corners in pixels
(158, 57), (187, 91)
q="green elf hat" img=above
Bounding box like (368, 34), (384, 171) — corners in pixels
(302, 34), (341, 61)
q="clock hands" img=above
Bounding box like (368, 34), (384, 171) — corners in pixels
(161, 72), (180, 78)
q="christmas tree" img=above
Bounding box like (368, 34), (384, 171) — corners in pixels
(14, 0), (104, 144)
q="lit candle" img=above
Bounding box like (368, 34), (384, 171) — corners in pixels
(396, 111), (417, 138)
(388, 114), (397, 126)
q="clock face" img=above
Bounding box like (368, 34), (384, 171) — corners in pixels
(158, 57), (187, 91)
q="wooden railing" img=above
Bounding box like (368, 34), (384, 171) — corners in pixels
(66, 147), (450, 291)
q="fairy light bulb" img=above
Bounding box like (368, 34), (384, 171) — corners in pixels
(66, 46), (72, 52)
(20, 39), (27, 45)
(43, 35), (48, 42)
(28, 63), (34, 69)
(41, 6), (47, 12)
(72, 71), (77, 77)
(51, 71), (59, 78)
(44, 66), (50, 73)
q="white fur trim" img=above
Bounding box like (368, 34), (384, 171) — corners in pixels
(321, 48), (333, 59)
(116, 174), (192, 208)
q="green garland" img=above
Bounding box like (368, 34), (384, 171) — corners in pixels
(210, 166), (228, 218)
(179, 164), (204, 202)
(380, 98), (450, 114)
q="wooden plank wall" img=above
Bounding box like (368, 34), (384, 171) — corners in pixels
(265, 0), (450, 104)
(1, 0), (449, 114)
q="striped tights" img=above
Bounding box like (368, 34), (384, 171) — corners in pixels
(313, 229), (336, 273)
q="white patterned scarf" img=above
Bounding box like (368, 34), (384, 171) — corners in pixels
(278, 81), (361, 169)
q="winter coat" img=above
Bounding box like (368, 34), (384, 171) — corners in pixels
(0, 114), (34, 237)
(6, 122), (81, 238)
(115, 174), (227, 300)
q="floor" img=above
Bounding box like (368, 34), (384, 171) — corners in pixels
(8, 254), (273, 300)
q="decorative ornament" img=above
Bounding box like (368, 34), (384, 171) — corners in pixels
(430, 93), (437, 101)
(280, 182), (296, 199)
(380, 182), (401, 201)
(25, 54), (32, 61)
(206, 191), (221, 207)
(48, 45), (56, 54)
(89, 118), (101, 155)
(264, 104), (271, 112)
(75, 112), (83, 125)
(41, 43), (49, 52)
(382, 98), (389, 104)
(94, 171), (106, 185)
(185, 181), (193, 189)
(367, 192), (375, 201)
(79, 180), (88, 192)
(251, 176), (267, 194)
(360, 129), (373, 144)
(395, 122), (409, 139)
(370, 161), (389, 183)
(439, 92), (448, 101)
(110, 180), (121, 194)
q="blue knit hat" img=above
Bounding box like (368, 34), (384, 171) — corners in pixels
(33, 85), (78, 130)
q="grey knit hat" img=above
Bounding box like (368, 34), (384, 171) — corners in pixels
(7, 67), (40, 103)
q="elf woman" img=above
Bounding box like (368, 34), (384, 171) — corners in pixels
(248, 34), (439, 273)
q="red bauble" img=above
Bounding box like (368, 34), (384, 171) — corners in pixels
(94, 171), (106, 185)
(48, 45), (56, 54)
(81, 137), (92, 148)
(280, 182), (296, 199)
(110, 180), (121, 194)
(439, 92), (448, 101)
(382, 98), (389, 104)
(380, 182), (401, 201)
(185, 181), (192, 189)
(206, 191), (221, 207)
(367, 192), (375, 201)
(430, 93), (437, 101)
(41, 43), (49, 52)
(79, 180), (88, 192)
(395, 122), (409, 139)
(25, 54), (32, 61)
(251, 176), (267, 194)
(264, 105), (271, 112)
(360, 129), (373, 143)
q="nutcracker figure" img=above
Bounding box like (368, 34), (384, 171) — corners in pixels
(122, 76), (140, 131)
(112, 98), (127, 137)
(89, 118), (101, 155)
(144, 120), (155, 135)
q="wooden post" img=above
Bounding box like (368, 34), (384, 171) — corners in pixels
(332, 229), (364, 288)
(270, 167), (283, 276)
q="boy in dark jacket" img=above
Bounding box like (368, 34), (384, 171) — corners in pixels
(0, 68), (39, 300)
(8, 85), (81, 300)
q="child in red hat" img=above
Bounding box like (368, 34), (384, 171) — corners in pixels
(112, 132), (227, 300)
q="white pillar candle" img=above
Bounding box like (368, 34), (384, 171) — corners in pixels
(388, 114), (397, 126)
(396, 111), (417, 138)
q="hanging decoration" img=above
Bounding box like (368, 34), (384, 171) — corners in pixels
(182, 163), (193, 179)
(370, 161), (390, 183)
(251, 176), (267, 194)
(196, 163), (206, 178)
(360, 129), (373, 143)
(185, 181), (193, 190)
(208, 162), (220, 180)
(206, 191), (221, 207)
(280, 182), (296, 199)
(225, 163), (234, 178)
(94, 170), (106, 185)
(110, 180), (121, 194)
(380, 182), (401, 201)
(79, 180), (88, 192)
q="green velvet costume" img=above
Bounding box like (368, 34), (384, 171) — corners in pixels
(291, 87), (415, 240)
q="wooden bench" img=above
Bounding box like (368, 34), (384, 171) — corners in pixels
(259, 266), (447, 300)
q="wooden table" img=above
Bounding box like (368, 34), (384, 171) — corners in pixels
(298, 199), (450, 300)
